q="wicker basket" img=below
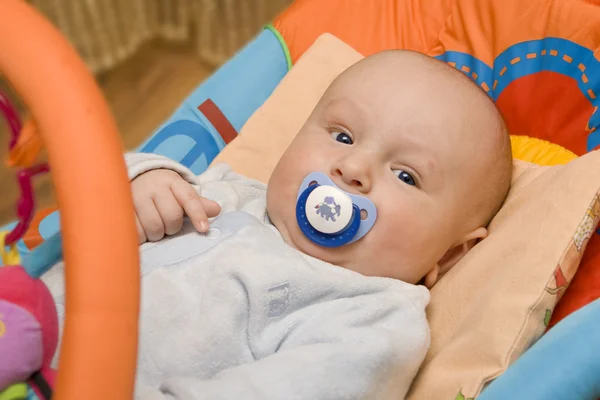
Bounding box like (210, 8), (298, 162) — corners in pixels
(28, 0), (292, 74)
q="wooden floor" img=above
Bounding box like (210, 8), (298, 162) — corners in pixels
(0, 40), (213, 226)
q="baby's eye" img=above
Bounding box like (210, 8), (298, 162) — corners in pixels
(331, 132), (353, 145)
(394, 170), (416, 186)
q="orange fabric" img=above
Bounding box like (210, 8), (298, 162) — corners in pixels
(275, 0), (600, 335)
(273, 0), (453, 63)
(496, 72), (596, 156)
(428, 0), (600, 67)
(274, 0), (600, 154)
(550, 233), (600, 329)
(275, 0), (600, 66)
(0, 1), (139, 399)
(23, 207), (58, 250)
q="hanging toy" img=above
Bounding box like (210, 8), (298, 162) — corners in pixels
(0, 264), (58, 400)
(6, 119), (44, 169)
(296, 172), (377, 247)
(0, 90), (57, 400)
(0, 3), (142, 398)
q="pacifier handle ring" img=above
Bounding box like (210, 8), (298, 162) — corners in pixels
(1, 2), (140, 399)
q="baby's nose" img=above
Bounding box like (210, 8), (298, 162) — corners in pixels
(331, 163), (372, 193)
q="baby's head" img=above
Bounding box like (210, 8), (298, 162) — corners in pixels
(267, 50), (512, 287)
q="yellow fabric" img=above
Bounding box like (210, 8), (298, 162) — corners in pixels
(0, 231), (21, 266)
(511, 135), (578, 166)
(213, 34), (600, 399)
(0, 383), (27, 400)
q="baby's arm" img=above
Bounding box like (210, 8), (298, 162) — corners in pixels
(137, 291), (430, 400)
(125, 153), (221, 243)
(125, 152), (268, 243)
(131, 168), (220, 243)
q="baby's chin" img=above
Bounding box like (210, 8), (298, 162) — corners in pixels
(270, 212), (343, 263)
(267, 189), (351, 267)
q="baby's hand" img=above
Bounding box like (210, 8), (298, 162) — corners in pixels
(131, 169), (221, 243)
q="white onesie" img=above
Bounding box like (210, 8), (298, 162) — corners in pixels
(42, 153), (430, 400)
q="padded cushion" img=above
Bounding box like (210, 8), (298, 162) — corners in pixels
(212, 34), (600, 399)
(274, 0), (600, 153)
(477, 298), (600, 400)
(274, 0), (600, 349)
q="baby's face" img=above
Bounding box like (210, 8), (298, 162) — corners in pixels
(267, 52), (500, 285)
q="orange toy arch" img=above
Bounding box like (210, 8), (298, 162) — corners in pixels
(0, 2), (140, 399)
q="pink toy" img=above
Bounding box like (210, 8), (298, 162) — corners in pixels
(0, 89), (56, 399)
(0, 266), (58, 399)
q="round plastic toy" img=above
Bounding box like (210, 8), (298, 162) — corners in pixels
(0, 1), (140, 399)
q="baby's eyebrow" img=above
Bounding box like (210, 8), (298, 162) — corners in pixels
(322, 97), (366, 125)
(417, 156), (440, 177)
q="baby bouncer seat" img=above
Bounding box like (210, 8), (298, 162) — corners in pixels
(1, 0), (599, 399)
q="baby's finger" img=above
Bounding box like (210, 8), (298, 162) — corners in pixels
(200, 198), (221, 218)
(137, 199), (165, 242)
(171, 179), (209, 232)
(135, 213), (147, 244)
(153, 190), (184, 236)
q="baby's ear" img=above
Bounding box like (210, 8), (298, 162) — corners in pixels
(424, 227), (488, 288)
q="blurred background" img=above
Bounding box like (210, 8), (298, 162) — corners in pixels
(0, 0), (292, 225)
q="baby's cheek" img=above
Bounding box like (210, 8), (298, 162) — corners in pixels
(372, 206), (429, 254)
(379, 203), (423, 239)
(267, 176), (298, 226)
(362, 235), (419, 281)
(374, 225), (415, 259)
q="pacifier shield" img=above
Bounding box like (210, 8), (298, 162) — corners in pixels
(295, 172), (377, 248)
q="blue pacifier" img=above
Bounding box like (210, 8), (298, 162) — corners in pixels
(296, 172), (377, 248)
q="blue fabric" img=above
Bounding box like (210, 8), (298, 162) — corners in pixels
(137, 28), (289, 175)
(0, 27), (289, 258)
(26, 385), (39, 400)
(479, 298), (600, 400)
(22, 232), (63, 278)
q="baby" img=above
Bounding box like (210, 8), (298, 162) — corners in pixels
(47, 50), (512, 399)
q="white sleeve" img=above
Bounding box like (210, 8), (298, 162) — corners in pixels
(124, 152), (268, 220)
(124, 152), (243, 186)
(125, 152), (199, 184)
(137, 294), (430, 400)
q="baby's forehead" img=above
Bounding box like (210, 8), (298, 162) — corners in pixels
(320, 87), (466, 140)
(321, 96), (460, 157)
(319, 55), (502, 147)
(333, 52), (483, 98)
